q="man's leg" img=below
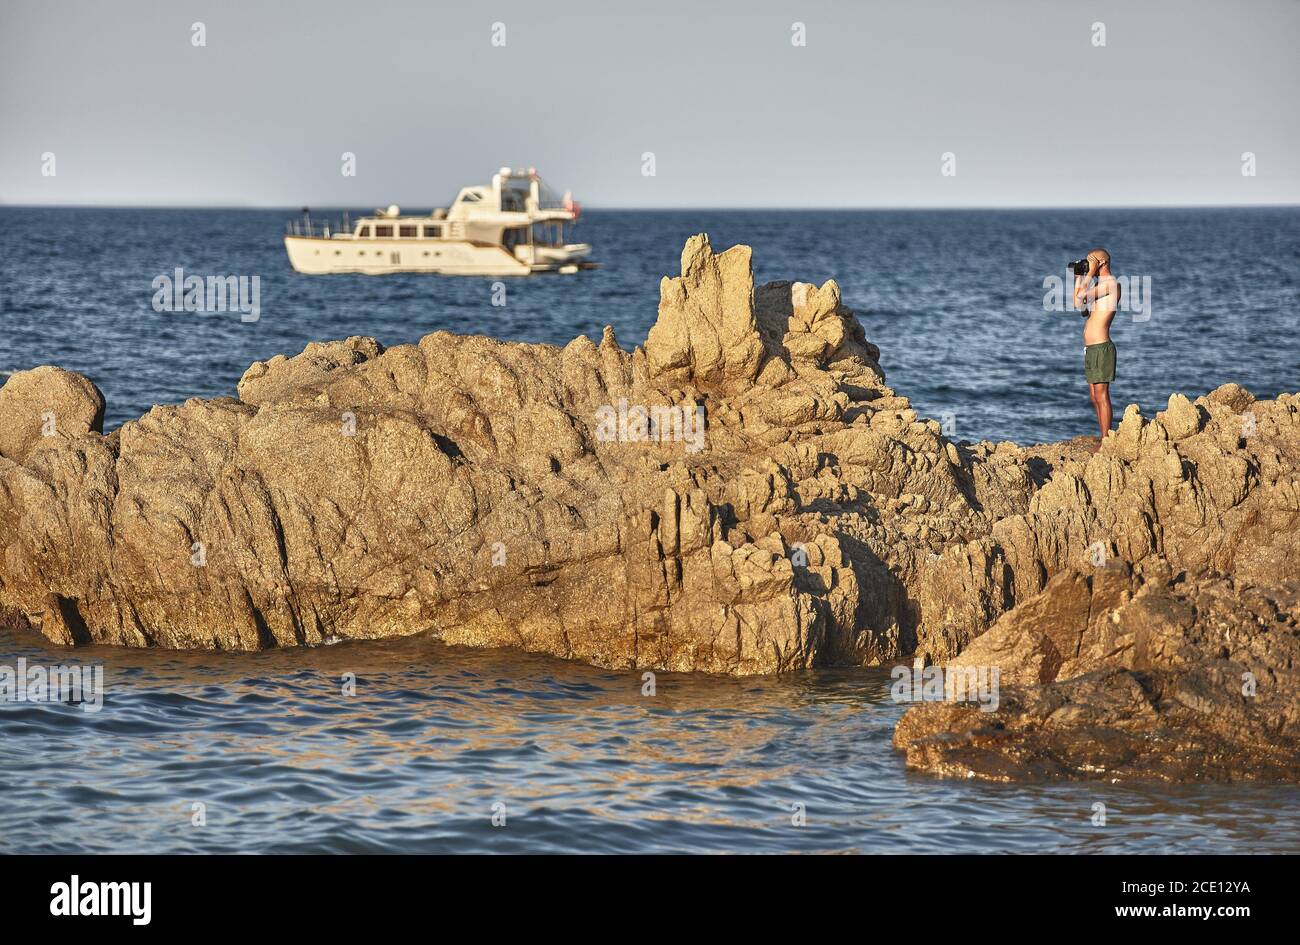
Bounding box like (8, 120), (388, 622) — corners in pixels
(1091, 382), (1112, 438)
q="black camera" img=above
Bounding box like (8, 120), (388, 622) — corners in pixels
(1068, 258), (1090, 276)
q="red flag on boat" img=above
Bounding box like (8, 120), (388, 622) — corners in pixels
(563, 190), (581, 220)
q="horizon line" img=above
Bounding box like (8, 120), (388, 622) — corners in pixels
(1, 201), (1298, 213)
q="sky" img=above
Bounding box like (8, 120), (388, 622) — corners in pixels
(2, 0), (1298, 208)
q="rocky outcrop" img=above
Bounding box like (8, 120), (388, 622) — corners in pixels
(892, 371), (1300, 782)
(2, 234), (1298, 775)
(894, 565), (1300, 781)
(3, 235), (1024, 671)
(912, 386), (1300, 667)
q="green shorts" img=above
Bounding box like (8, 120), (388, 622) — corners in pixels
(1084, 340), (1116, 384)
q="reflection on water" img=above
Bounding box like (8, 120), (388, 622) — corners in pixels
(2, 626), (1297, 854)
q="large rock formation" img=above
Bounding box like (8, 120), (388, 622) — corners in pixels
(1, 235), (1297, 780)
(5, 235), (1017, 672)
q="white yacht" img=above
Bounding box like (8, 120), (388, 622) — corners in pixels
(284, 168), (594, 276)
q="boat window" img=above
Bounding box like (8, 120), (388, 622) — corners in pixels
(358, 225), (372, 238)
(422, 225), (441, 238)
(374, 225), (393, 238)
(399, 225), (417, 238)
(532, 223), (563, 246)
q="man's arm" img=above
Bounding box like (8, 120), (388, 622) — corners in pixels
(1073, 257), (1097, 309)
(1086, 276), (1115, 305)
(1073, 274), (1090, 312)
(1075, 272), (1115, 313)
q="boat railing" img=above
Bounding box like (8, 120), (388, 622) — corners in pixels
(285, 211), (352, 239)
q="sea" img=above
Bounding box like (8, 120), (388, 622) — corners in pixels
(1, 206), (1297, 853)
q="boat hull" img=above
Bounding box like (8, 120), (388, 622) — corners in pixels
(284, 236), (591, 276)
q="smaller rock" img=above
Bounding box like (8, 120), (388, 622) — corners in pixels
(1206, 382), (1256, 413)
(237, 336), (384, 405)
(1161, 392), (1203, 440)
(0, 366), (105, 463)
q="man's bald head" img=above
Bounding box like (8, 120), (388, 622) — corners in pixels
(1088, 247), (1111, 268)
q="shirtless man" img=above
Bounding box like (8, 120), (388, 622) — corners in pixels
(1073, 248), (1121, 445)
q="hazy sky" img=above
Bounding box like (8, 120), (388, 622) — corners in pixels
(3, 0), (1297, 208)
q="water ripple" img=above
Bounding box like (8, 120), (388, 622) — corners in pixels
(2, 626), (1299, 853)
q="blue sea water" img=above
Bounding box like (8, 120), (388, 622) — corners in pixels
(3, 626), (1300, 855)
(1, 206), (1298, 854)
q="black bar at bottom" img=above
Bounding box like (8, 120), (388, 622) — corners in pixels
(2, 853), (1285, 932)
